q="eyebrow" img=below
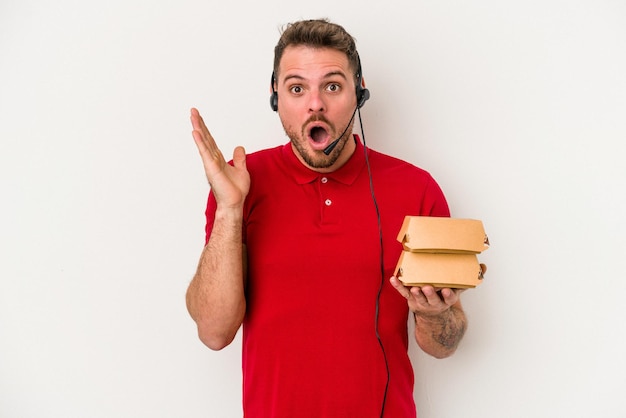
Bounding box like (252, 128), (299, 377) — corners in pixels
(282, 71), (349, 85)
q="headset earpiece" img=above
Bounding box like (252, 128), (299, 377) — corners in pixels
(270, 72), (278, 112)
(355, 53), (370, 109)
(356, 85), (370, 109)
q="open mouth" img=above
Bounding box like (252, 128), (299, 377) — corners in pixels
(309, 126), (330, 144)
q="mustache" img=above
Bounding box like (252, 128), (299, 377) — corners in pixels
(302, 115), (335, 137)
(304, 114), (333, 126)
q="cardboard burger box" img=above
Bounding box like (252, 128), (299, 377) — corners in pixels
(394, 216), (489, 289)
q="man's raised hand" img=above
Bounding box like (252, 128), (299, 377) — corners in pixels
(190, 108), (250, 209)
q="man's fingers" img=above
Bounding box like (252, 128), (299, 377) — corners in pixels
(440, 288), (463, 305)
(190, 108), (204, 132)
(191, 129), (206, 151)
(232, 146), (247, 169)
(192, 129), (218, 162)
(419, 286), (440, 304)
(389, 276), (411, 299)
(191, 109), (226, 164)
(190, 108), (216, 147)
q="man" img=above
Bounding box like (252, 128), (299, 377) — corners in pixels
(186, 18), (468, 418)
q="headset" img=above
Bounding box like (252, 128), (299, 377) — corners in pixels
(269, 53), (370, 112)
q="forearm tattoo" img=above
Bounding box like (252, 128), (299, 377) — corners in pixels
(424, 307), (467, 350)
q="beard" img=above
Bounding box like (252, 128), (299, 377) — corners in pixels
(283, 115), (354, 170)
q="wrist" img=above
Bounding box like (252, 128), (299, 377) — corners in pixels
(214, 204), (244, 219)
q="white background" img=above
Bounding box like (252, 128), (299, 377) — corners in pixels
(1, 0), (625, 417)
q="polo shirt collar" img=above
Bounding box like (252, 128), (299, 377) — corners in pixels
(281, 135), (366, 185)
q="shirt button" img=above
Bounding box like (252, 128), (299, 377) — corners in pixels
(321, 177), (328, 184)
(325, 199), (332, 206)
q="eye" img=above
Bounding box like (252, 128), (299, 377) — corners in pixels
(289, 85), (303, 94)
(326, 83), (341, 92)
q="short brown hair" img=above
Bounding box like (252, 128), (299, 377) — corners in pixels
(273, 18), (360, 80)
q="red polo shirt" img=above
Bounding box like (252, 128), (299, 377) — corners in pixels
(205, 137), (449, 417)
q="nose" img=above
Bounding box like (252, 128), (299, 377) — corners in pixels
(308, 90), (326, 113)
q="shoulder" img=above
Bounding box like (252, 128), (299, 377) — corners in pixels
(366, 148), (450, 217)
(368, 148), (436, 181)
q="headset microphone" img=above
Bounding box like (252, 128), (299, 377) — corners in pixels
(322, 105), (359, 155)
